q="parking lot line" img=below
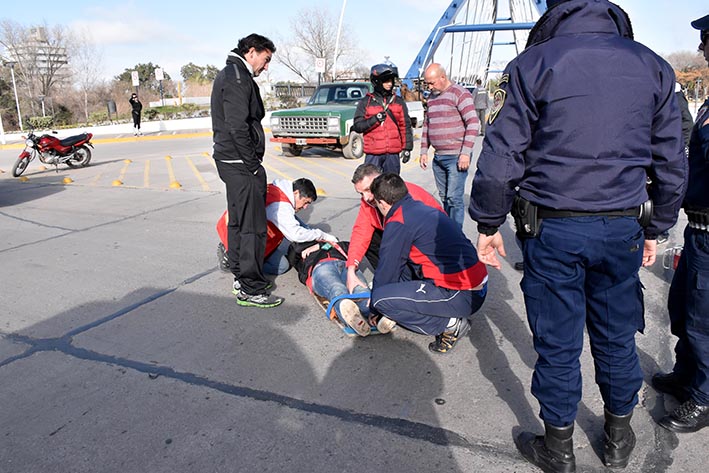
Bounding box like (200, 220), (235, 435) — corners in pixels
(263, 161), (294, 181)
(186, 157), (210, 191)
(144, 160), (151, 188)
(165, 156), (177, 187)
(268, 154), (329, 182)
(296, 157), (351, 178)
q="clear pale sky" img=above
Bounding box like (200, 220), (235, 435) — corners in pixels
(1, 0), (705, 83)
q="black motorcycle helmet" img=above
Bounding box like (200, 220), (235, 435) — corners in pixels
(370, 63), (398, 95)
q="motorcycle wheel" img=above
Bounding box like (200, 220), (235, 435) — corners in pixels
(12, 157), (30, 177)
(66, 145), (92, 168)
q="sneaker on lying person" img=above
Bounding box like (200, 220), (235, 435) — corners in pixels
(339, 299), (370, 337)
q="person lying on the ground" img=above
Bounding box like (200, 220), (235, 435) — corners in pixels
(287, 240), (379, 337)
(217, 178), (338, 283)
(368, 173), (488, 354)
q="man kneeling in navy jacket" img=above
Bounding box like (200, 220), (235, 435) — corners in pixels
(369, 173), (488, 354)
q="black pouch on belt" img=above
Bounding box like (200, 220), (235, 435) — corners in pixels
(637, 199), (653, 228)
(511, 196), (541, 239)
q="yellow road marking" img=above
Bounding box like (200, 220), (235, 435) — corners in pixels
(118, 160), (131, 183)
(204, 153), (217, 169)
(90, 172), (102, 186)
(324, 157), (359, 171)
(165, 156), (178, 186)
(263, 161), (294, 181)
(269, 154), (328, 181)
(186, 157), (210, 191)
(296, 157), (350, 178)
(144, 160), (151, 188)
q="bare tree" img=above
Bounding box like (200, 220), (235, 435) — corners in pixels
(68, 27), (104, 122)
(665, 51), (706, 72)
(0, 20), (71, 116)
(275, 7), (363, 83)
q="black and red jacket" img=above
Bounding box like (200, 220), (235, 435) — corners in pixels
(353, 92), (413, 155)
(373, 195), (487, 291)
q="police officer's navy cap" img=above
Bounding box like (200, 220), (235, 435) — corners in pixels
(691, 14), (709, 38)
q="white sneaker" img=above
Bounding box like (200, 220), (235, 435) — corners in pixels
(339, 299), (370, 336)
(376, 316), (397, 334)
(232, 279), (241, 294)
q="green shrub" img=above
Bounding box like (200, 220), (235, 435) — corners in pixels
(181, 103), (199, 113)
(52, 104), (73, 127)
(89, 110), (109, 124)
(27, 116), (54, 129)
(144, 108), (160, 120)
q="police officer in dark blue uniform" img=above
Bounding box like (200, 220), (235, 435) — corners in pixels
(468, 1), (688, 471)
(652, 13), (709, 435)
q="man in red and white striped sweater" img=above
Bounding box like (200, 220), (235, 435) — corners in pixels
(420, 63), (479, 228)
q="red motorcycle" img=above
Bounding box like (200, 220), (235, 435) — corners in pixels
(12, 129), (94, 177)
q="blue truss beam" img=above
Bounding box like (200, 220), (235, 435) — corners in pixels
(403, 0), (549, 85)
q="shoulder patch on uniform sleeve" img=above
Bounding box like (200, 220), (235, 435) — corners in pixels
(487, 74), (509, 126)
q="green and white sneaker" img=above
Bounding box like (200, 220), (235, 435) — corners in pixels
(235, 290), (283, 308)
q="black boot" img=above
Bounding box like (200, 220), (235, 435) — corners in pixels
(603, 409), (636, 469)
(515, 423), (576, 473)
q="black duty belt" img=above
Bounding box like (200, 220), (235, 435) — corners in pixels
(537, 207), (639, 219)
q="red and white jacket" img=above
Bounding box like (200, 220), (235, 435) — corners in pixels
(346, 182), (443, 269)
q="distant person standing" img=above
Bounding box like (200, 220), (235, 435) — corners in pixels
(211, 33), (283, 308)
(419, 63), (479, 228)
(129, 93), (142, 136)
(473, 79), (490, 135)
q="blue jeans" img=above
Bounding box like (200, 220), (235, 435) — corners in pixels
(264, 239), (291, 275)
(432, 154), (467, 228)
(522, 216), (644, 425)
(311, 260), (369, 320)
(365, 153), (400, 175)
(667, 225), (709, 405)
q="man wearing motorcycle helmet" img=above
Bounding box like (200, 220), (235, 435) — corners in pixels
(352, 63), (413, 175)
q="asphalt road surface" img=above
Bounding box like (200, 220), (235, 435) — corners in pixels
(0, 132), (703, 472)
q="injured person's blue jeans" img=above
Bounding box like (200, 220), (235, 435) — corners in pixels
(310, 260), (370, 320)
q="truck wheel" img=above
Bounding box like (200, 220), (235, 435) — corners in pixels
(342, 132), (364, 160)
(282, 144), (303, 157)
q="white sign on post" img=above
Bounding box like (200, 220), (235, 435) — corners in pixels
(315, 58), (326, 74)
(155, 68), (164, 81)
(131, 71), (139, 87)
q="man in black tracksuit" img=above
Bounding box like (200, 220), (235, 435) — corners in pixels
(211, 33), (283, 308)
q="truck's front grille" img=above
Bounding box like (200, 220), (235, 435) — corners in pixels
(278, 116), (329, 133)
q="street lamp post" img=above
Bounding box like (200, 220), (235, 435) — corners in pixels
(332, 0), (347, 81)
(5, 61), (23, 131)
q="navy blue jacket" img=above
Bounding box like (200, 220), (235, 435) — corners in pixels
(685, 99), (709, 209)
(468, 0), (687, 238)
(374, 195), (487, 290)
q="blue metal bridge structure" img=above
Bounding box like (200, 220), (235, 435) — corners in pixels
(404, 0), (549, 87)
